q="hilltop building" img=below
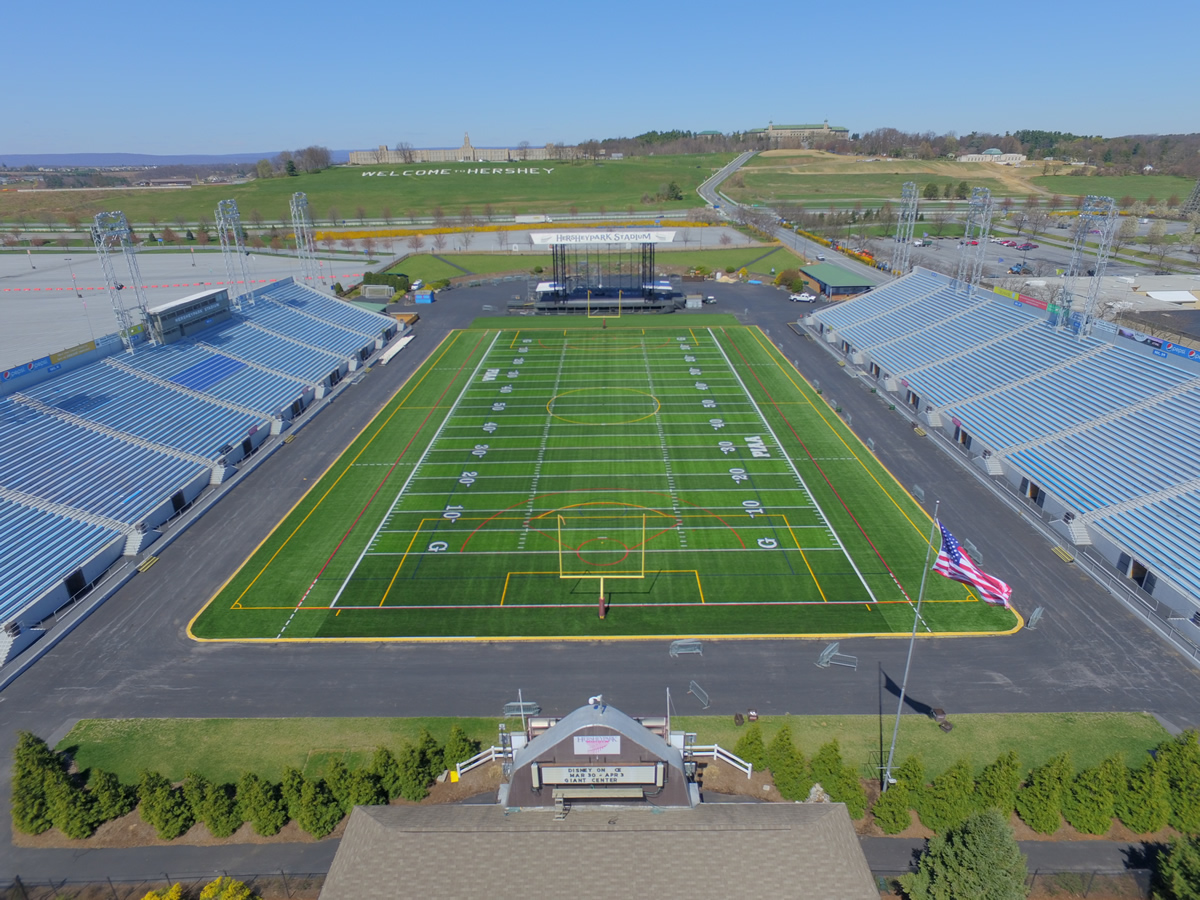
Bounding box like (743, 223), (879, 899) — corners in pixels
(958, 147), (1027, 164)
(747, 120), (850, 143)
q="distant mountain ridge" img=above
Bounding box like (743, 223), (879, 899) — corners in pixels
(0, 151), (352, 167)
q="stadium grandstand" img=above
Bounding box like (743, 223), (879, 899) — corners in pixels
(0, 279), (398, 665)
(808, 269), (1200, 653)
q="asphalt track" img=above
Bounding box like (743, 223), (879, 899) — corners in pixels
(4, 281), (1200, 881)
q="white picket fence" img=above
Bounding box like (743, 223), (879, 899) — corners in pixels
(686, 744), (753, 779)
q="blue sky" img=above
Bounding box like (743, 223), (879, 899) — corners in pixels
(4, 0), (1197, 154)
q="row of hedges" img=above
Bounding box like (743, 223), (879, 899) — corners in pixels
(12, 727), (481, 841)
(732, 725), (868, 816)
(360, 270), (411, 294)
(871, 730), (1200, 836)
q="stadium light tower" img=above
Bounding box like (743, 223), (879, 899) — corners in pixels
(954, 187), (994, 298)
(1060, 195), (1119, 338)
(1183, 176), (1200, 217)
(290, 192), (320, 287)
(215, 199), (252, 310)
(890, 182), (919, 276)
(91, 211), (152, 354)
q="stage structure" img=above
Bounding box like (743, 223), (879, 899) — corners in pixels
(91, 211), (152, 354)
(530, 231), (675, 309)
(954, 187), (994, 298)
(215, 199), (252, 310)
(290, 192), (320, 287)
(891, 182), (919, 276)
(1060, 195), (1119, 338)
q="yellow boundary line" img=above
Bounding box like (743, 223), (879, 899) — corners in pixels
(187, 332), (473, 640)
(742, 326), (1023, 636)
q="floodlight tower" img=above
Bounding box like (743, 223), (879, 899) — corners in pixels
(890, 182), (918, 276)
(1060, 195), (1119, 338)
(954, 187), (994, 298)
(91, 211), (152, 354)
(1182, 176), (1200, 217)
(290, 192), (320, 287)
(215, 199), (252, 310)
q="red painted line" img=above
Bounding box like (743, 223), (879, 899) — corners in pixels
(301, 331), (490, 593)
(722, 329), (917, 604)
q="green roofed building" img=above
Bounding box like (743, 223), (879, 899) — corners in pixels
(801, 263), (878, 297)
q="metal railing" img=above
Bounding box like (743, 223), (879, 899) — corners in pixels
(687, 743), (753, 779)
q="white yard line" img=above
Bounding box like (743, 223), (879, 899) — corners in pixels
(707, 327), (879, 604)
(327, 330), (502, 608)
(518, 339), (568, 550)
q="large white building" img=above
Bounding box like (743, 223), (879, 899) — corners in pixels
(958, 147), (1027, 164)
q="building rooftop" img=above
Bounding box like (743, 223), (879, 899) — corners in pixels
(321, 803), (877, 900)
(802, 262), (879, 288)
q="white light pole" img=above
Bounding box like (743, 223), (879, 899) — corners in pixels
(882, 500), (940, 790)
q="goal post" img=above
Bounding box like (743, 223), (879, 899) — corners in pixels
(557, 514), (647, 617)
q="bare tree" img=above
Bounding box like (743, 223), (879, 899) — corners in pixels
(518, 141), (530, 160)
(494, 228), (507, 251)
(322, 236), (336, 254)
(432, 232), (448, 253)
(363, 237), (377, 257)
(356, 206), (367, 225)
(719, 233), (732, 247)
(407, 234), (426, 253)
(381, 205), (393, 225)
(341, 238), (356, 252)
(250, 209), (264, 228)
(328, 207), (340, 224)
(460, 206), (474, 227)
(407, 208), (418, 224)
(395, 142), (415, 164)
(1111, 217), (1137, 257)
(56, 234), (69, 249)
(483, 203), (495, 222)
(432, 207), (446, 228)
(461, 230), (475, 251)
(1145, 221), (1172, 271)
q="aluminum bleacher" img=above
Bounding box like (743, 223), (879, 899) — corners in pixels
(810, 267), (1200, 622)
(0, 279), (398, 665)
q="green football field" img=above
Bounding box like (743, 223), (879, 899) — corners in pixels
(189, 320), (1020, 641)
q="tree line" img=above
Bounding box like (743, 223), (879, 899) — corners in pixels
(11, 727), (481, 841)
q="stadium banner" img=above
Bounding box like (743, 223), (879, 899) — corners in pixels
(1117, 328), (1163, 350)
(1, 354), (52, 382)
(1017, 293), (1047, 310)
(1163, 341), (1200, 360)
(531, 231), (676, 245)
(993, 287), (1017, 301)
(51, 340), (97, 365)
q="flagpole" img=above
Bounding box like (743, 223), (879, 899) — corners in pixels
(882, 500), (940, 791)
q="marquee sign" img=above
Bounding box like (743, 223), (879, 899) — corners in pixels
(531, 231), (676, 245)
(540, 765), (658, 785)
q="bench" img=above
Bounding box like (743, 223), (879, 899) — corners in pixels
(503, 701), (540, 718)
(815, 642), (858, 670)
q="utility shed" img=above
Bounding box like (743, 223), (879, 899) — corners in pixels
(320, 803), (878, 900)
(801, 263), (878, 297)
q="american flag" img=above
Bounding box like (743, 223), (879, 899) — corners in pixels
(933, 521), (1012, 608)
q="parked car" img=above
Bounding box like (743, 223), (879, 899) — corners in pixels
(816, 253), (826, 261)
(1009, 263), (1032, 274)
(703, 296), (716, 304)
(1017, 243), (1038, 251)
(789, 292), (817, 302)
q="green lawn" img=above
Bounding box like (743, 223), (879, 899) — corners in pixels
(730, 170), (1013, 204)
(0, 155), (733, 227)
(674, 712), (1168, 779)
(189, 325), (1018, 641)
(56, 712), (1167, 785)
(1031, 174), (1197, 202)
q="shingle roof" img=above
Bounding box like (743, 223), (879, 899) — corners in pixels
(321, 803), (878, 900)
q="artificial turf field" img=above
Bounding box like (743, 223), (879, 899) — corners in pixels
(189, 318), (1020, 641)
